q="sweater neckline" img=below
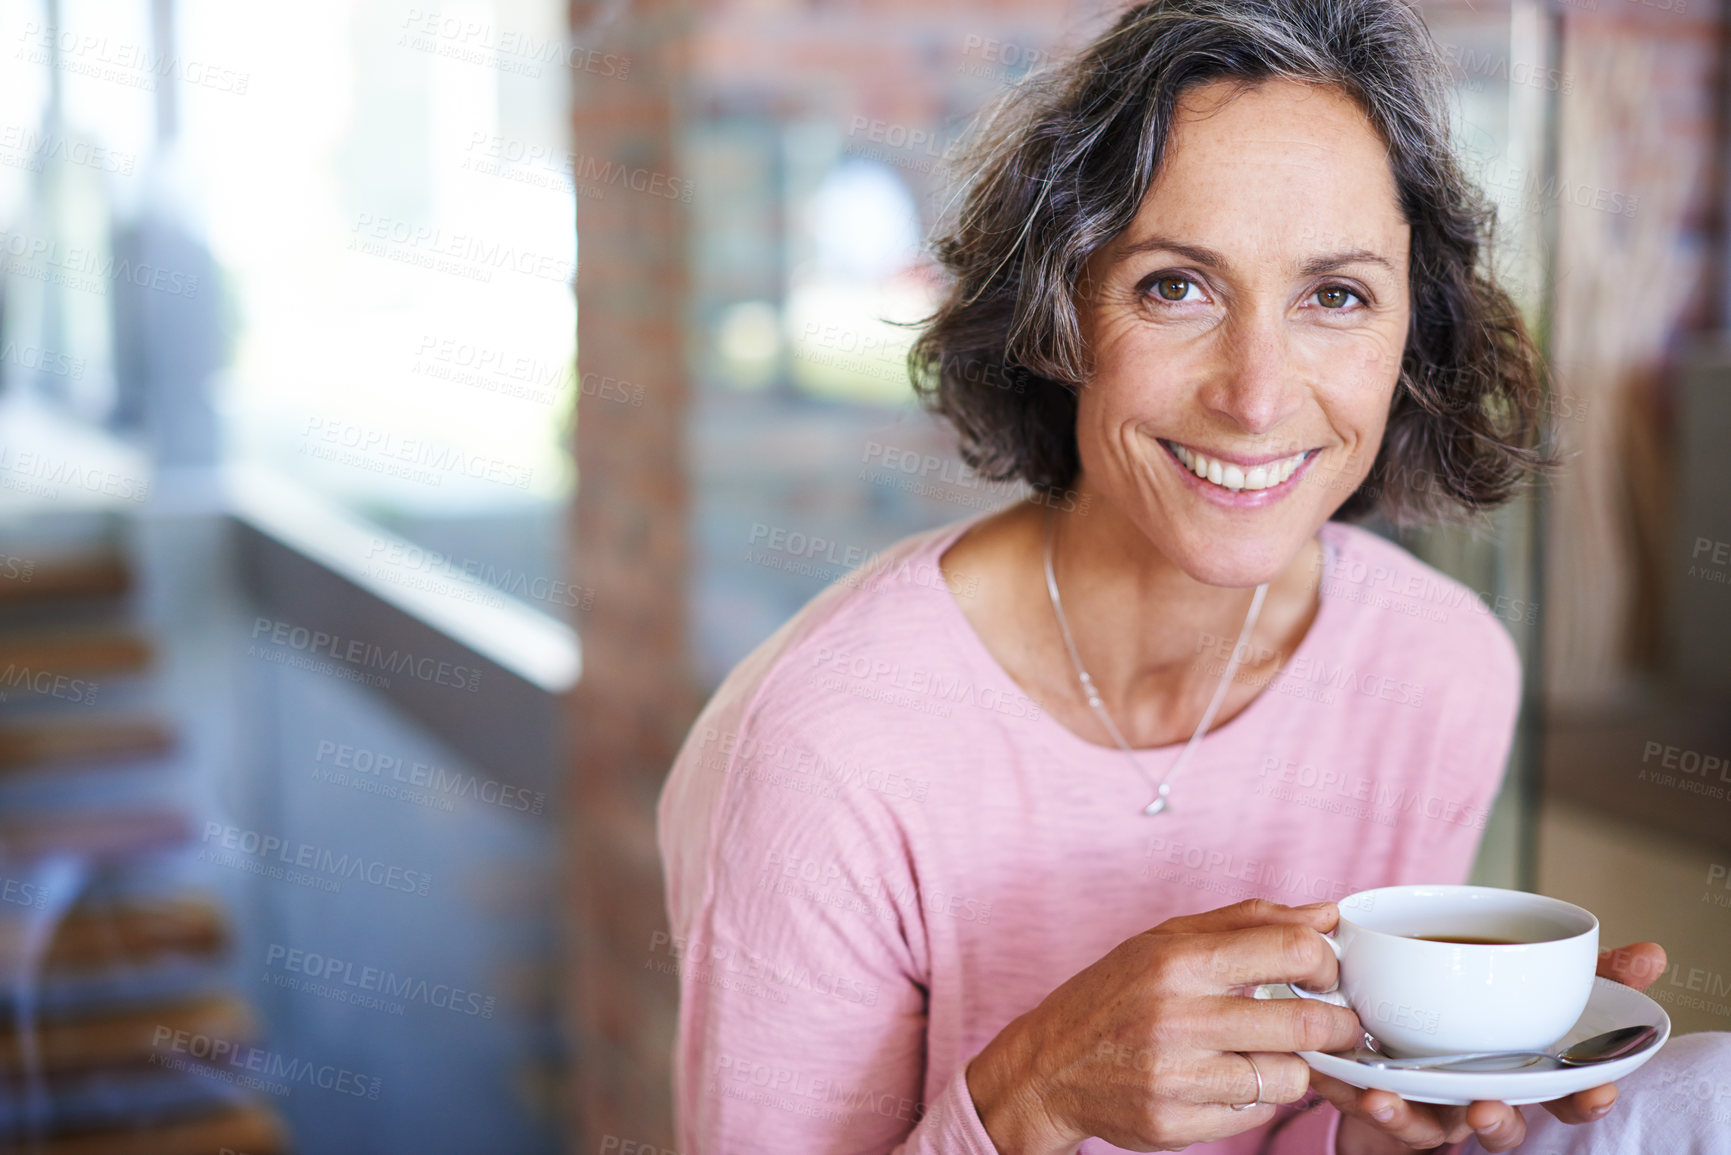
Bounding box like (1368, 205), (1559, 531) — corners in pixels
(919, 509), (1347, 761)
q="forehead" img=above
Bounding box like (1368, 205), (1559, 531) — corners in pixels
(1109, 77), (1409, 267)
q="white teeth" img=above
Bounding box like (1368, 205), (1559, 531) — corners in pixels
(1168, 441), (1309, 492)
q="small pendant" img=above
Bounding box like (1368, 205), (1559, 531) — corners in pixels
(1143, 783), (1172, 816)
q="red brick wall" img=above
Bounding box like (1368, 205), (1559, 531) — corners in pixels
(568, 0), (695, 1147)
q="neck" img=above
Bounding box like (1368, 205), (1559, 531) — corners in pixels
(1045, 486), (1318, 728)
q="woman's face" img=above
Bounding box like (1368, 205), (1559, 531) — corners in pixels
(1074, 78), (1411, 587)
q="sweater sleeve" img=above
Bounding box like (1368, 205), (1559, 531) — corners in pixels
(662, 706), (1004, 1154)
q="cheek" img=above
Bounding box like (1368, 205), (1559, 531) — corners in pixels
(1072, 378), (1166, 492)
(1294, 323), (1402, 376)
(1072, 382), (1130, 473)
(1299, 327), (1404, 414)
(1081, 311), (1199, 413)
(1075, 343), (1167, 439)
(1318, 382), (1398, 452)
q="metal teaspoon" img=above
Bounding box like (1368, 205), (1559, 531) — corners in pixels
(1364, 1025), (1661, 1071)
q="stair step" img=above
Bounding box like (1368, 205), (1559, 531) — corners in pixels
(0, 1103), (286, 1155)
(0, 718), (175, 771)
(0, 632), (153, 680)
(0, 809), (192, 863)
(0, 996), (254, 1078)
(0, 1059), (254, 1140)
(0, 897), (228, 976)
(0, 553), (129, 605)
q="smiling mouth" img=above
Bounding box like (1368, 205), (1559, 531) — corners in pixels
(1159, 439), (1318, 493)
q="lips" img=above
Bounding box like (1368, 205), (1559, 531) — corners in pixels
(1160, 439), (1316, 493)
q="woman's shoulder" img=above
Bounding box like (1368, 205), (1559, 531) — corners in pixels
(1318, 519), (1522, 694)
(685, 512), (997, 753)
(659, 516), (987, 924)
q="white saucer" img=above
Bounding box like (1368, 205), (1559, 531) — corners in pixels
(1254, 976), (1671, 1106)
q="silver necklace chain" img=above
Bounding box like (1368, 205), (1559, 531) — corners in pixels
(1042, 507), (1268, 816)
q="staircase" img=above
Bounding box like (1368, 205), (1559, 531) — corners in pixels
(0, 527), (289, 1154)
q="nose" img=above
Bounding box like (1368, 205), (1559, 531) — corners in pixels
(1197, 307), (1306, 436)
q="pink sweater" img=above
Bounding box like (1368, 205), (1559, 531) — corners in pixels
(657, 512), (1522, 1154)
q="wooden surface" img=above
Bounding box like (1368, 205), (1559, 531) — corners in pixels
(0, 1104), (285, 1155)
(0, 809), (192, 863)
(0, 553), (129, 605)
(0, 631), (153, 678)
(0, 718), (175, 771)
(0, 897), (228, 975)
(0, 997), (253, 1077)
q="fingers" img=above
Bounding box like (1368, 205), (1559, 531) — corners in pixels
(1597, 942), (1666, 990)
(1198, 1050), (1312, 1108)
(1081, 1052), (1312, 1149)
(1357, 1089), (1476, 1150)
(1167, 921), (1342, 993)
(1173, 1055), (1310, 1148)
(1465, 1100), (1528, 1153)
(1310, 1078), (1531, 1155)
(1310, 1079), (1470, 1150)
(1172, 1100), (1282, 1147)
(1158, 898), (1338, 937)
(1542, 1082), (1618, 1125)
(1192, 993), (1362, 1054)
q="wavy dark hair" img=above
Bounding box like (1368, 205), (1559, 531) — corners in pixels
(907, 0), (1553, 525)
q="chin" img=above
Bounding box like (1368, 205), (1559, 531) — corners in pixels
(1165, 528), (1304, 590)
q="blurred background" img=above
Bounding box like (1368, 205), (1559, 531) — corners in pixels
(0, 0), (1723, 1150)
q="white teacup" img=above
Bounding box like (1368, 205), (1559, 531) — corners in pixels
(1289, 885), (1600, 1057)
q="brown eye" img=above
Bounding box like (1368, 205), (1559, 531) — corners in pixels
(1316, 285), (1354, 309)
(1154, 276), (1192, 302)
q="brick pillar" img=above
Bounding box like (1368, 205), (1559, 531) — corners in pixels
(568, 0), (693, 1147)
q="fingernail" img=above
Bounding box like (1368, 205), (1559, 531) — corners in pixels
(1298, 902), (1333, 910)
(1369, 1104), (1396, 1122)
(1591, 1103), (1613, 1119)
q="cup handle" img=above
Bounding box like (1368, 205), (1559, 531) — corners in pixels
(1286, 933), (1348, 1007)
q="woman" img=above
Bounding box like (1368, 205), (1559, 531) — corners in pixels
(658, 0), (1723, 1151)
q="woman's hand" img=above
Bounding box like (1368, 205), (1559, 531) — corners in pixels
(1325, 941), (1668, 1154)
(965, 898), (1362, 1155)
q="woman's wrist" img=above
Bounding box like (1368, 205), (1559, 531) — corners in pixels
(964, 1017), (1076, 1155)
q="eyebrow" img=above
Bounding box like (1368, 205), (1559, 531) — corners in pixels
(1113, 233), (1397, 276)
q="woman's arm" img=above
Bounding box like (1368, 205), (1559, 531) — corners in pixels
(659, 711), (1363, 1153)
(952, 901), (1365, 1154)
(659, 709), (1009, 1152)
